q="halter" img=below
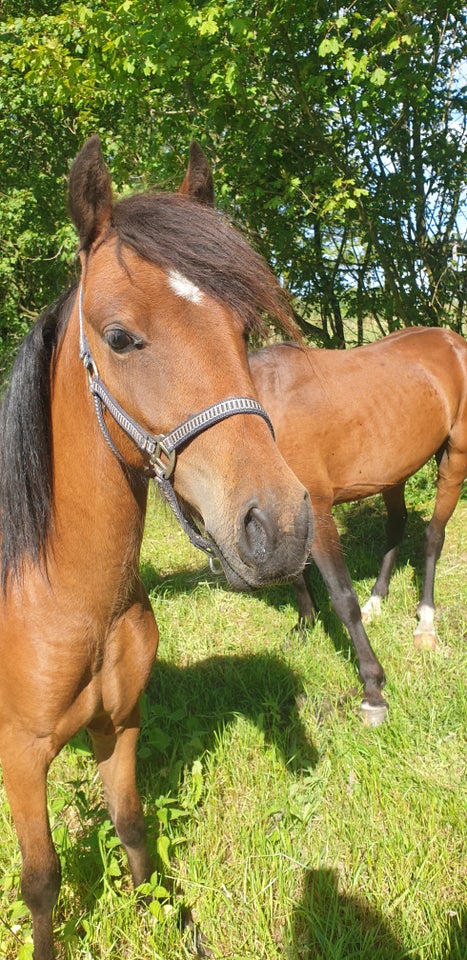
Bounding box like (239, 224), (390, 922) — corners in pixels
(78, 284), (275, 560)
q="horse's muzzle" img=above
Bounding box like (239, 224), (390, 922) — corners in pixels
(211, 489), (313, 590)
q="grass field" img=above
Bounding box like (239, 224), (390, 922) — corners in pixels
(0, 467), (465, 959)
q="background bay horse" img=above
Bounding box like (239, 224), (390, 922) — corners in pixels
(0, 136), (313, 960)
(179, 141), (466, 726)
(250, 330), (467, 725)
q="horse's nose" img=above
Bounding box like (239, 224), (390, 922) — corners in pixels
(238, 492), (312, 570)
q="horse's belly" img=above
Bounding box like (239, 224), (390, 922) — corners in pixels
(331, 436), (446, 503)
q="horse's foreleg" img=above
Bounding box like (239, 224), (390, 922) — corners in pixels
(311, 509), (388, 725)
(415, 443), (466, 649)
(1, 741), (60, 960)
(88, 708), (153, 890)
(361, 483), (407, 623)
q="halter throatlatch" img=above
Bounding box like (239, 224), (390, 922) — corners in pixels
(78, 284), (275, 560)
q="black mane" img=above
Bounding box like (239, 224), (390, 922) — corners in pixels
(0, 287), (75, 588)
(0, 192), (297, 588)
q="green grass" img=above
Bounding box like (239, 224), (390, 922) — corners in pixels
(0, 467), (465, 959)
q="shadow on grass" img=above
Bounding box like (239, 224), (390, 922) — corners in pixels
(446, 908), (467, 960)
(47, 650), (317, 958)
(338, 498), (428, 582)
(63, 651), (318, 908)
(288, 867), (407, 960)
(140, 650), (318, 780)
(288, 868), (466, 960)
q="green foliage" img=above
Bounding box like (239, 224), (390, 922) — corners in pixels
(1, 1), (467, 353)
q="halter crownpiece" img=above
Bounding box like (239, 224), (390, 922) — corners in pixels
(78, 283), (275, 558)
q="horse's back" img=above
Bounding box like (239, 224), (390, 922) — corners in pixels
(250, 327), (467, 502)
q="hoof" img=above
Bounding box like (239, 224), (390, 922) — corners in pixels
(285, 618), (312, 647)
(180, 906), (213, 958)
(414, 605), (437, 649)
(413, 630), (438, 650)
(360, 701), (389, 727)
(361, 595), (382, 625)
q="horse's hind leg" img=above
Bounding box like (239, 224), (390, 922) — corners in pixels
(290, 567), (319, 639)
(1, 739), (61, 960)
(415, 441), (467, 649)
(361, 483), (407, 622)
(310, 507), (388, 726)
(88, 707), (153, 891)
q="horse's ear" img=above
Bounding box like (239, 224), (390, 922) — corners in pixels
(68, 135), (113, 250)
(179, 141), (215, 206)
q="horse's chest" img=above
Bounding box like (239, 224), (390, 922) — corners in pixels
(0, 598), (158, 748)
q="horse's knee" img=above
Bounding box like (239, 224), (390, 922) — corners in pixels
(114, 808), (152, 889)
(114, 807), (147, 850)
(21, 848), (61, 917)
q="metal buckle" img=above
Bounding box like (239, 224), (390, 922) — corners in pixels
(149, 440), (176, 480)
(209, 556), (223, 575)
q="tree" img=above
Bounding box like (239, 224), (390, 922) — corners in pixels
(1, 0), (466, 361)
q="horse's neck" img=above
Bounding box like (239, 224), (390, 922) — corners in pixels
(50, 319), (148, 585)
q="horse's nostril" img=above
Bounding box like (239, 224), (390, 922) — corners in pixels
(242, 504), (274, 564)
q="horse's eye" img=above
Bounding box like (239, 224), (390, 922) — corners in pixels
(105, 328), (140, 354)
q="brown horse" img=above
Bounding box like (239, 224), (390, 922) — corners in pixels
(178, 141), (467, 724)
(0, 136), (313, 960)
(249, 330), (467, 725)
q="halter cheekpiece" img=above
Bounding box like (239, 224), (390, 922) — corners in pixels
(78, 283), (275, 560)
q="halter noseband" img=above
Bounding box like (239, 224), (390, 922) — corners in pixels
(78, 284), (275, 560)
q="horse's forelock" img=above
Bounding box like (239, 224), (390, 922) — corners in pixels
(112, 193), (299, 340)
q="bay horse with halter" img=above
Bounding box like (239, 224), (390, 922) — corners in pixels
(0, 136), (313, 960)
(180, 141), (467, 726)
(249, 331), (467, 725)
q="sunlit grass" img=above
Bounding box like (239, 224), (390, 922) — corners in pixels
(0, 468), (465, 959)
